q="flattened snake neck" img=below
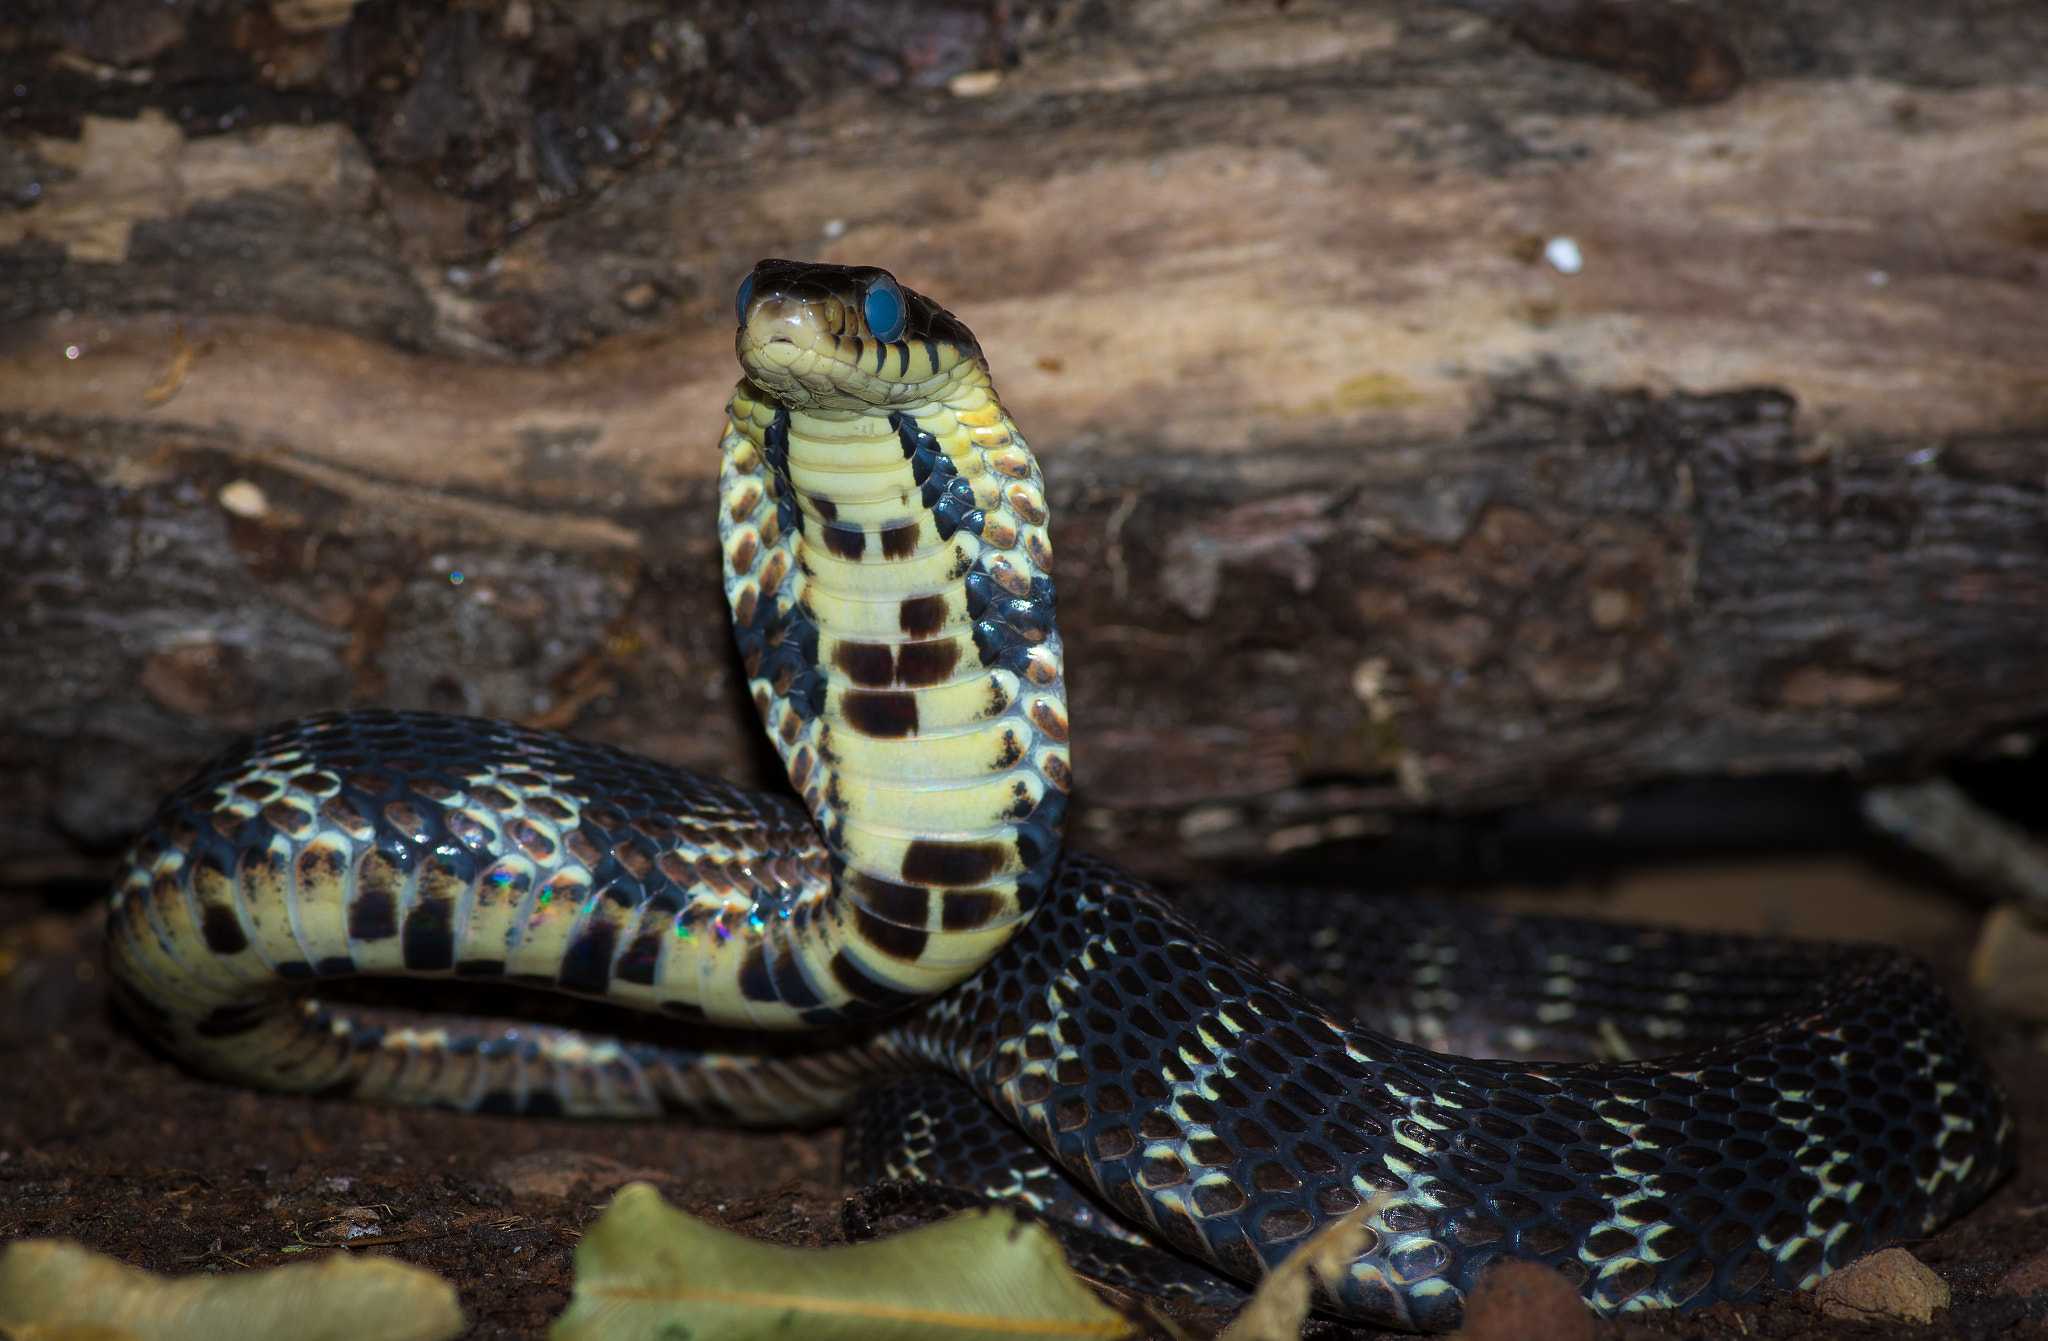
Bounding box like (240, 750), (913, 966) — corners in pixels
(105, 259), (2013, 1331)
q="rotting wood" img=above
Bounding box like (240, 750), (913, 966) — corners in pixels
(3, 0), (2046, 886)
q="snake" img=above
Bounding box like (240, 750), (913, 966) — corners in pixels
(104, 258), (2014, 1331)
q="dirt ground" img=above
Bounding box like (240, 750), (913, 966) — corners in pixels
(4, 855), (2048, 1341)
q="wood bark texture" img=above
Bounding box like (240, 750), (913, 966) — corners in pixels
(3, 0), (2045, 887)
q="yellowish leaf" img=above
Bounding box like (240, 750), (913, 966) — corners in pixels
(1216, 1205), (1379, 1341)
(0, 1240), (463, 1341)
(552, 1181), (1136, 1341)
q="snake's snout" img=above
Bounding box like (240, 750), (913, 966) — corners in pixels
(744, 295), (834, 343)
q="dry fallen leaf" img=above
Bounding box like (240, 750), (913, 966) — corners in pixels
(0, 1239), (463, 1341)
(552, 1181), (1135, 1341)
(1215, 1204), (1376, 1341)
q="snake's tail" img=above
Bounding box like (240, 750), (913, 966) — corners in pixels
(106, 861), (890, 1126)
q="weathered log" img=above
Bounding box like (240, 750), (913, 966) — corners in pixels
(3, 0), (2046, 886)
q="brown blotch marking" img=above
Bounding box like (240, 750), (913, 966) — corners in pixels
(1006, 484), (1047, 525)
(854, 905), (929, 962)
(941, 890), (1002, 931)
(879, 522), (920, 559)
(833, 641), (896, 688)
(822, 522), (866, 560)
(1141, 1153), (1189, 1189)
(1002, 782), (1036, 820)
(197, 891), (249, 956)
(563, 830), (602, 867)
(842, 690), (919, 738)
(901, 839), (1006, 888)
(812, 495), (838, 522)
(403, 888), (456, 971)
(262, 799), (313, 837)
(858, 876), (930, 928)
(319, 794), (371, 832)
(1517, 1224), (1572, 1256)
(1028, 698), (1068, 742)
(993, 729), (1024, 769)
(1258, 1206), (1314, 1242)
(898, 593), (947, 639)
(507, 819), (557, 862)
(894, 639), (960, 687)
(348, 852), (404, 941)
(1089, 1130), (1138, 1162)
(1191, 1180), (1248, 1218)
(655, 850), (695, 888)
(695, 856), (739, 897)
(381, 799), (426, 839)
(613, 840), (656, 880)
(295, 842), (348, 895)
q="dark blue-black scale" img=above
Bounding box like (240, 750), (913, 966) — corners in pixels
(844, 1078), (1250, 1309)
(761, 406), (801, 536)
(733, 406), (826, 719)
(885, 411), (1051, 674)
(126, 703), (2019, 1326)
(965, 570), (1057, 677)
(891, 412), (986, 542)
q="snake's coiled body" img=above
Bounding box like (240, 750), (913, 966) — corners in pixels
(105, 260), (2013, 1332)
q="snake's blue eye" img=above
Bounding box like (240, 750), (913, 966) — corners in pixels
(863, 278), (906, 342)
(734, 273), (755, 327)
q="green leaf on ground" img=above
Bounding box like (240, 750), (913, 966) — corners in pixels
(552, 1181), (1136, 1341)
(0, 1239), (464, 1341)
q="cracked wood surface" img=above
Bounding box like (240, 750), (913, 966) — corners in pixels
(3, 0), (2045, 886)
